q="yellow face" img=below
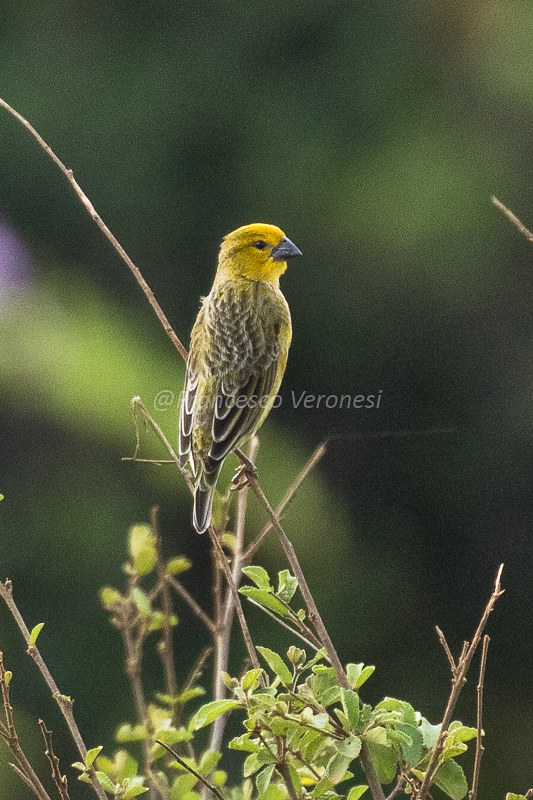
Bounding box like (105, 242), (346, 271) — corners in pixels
(218, 223), (302, 283)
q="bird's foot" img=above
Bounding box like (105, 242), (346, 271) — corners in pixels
(231, 455), (258, 491)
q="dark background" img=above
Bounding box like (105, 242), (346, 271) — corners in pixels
(0, 1), (532, 797)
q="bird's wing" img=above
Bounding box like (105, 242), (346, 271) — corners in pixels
(208, 358), (279, 461)
(179, 306), (205, 470)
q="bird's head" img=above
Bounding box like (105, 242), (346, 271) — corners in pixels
(217, 223), (302, 283)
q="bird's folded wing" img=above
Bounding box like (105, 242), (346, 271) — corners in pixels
(206, 359), (278, 467)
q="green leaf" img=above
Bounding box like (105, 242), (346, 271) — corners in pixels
(277, 569), (298, 603)
(99, 587), (123, 608)
(396, 723), (423, 766)
(505, 795), (528, 800)
(434, 759), (468, 800)
(256, 764), (275, 795)
(28, 623), (44, 647)
(128, 523), (157, 576)
(85, 746), (103, 767)
(242, 668), (263, 692)
(365, 742), (398, 784)
(95, 771), (116, 793)
(347, 787), (368, 800)
(260, 786), (285, 800)
(116, 724), (148, 742)
(243, 753), (262, 778)
(242, 566), (272, 591)
(341, 688), (360, 730)
(287, 765), (302, 796)
(447, 723), (478, 743)
(239, 587), (289, 617)
(131, 587), (151, 615)
(336, 736), (362, 759)
(166, 556), (192, 575)
(123, 785), (149, 799)
(420, 718), (441, 749)
(229, 734), (261, 753)
(114, 750), (139, 781)
(192, 699), (240, 730)
(346, 663), (363, 688)
(354, 666), (375, 689)
(257, 646), (292, 686)
(171, 773), (197, 797)
(321, 685), (342, 706)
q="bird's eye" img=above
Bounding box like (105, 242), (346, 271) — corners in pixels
(253, 240), (267, 250)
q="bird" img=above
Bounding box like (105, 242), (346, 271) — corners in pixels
(179, 223), (301, 533)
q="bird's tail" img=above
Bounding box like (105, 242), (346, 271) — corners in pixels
(193, 483), (216, 533)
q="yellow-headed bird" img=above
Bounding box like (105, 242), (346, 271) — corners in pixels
(179, 223), (301, 532)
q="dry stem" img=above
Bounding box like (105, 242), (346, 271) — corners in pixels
(416, 565), (504, 800)
(469, 635), (489, 800)
(39, 720), (71, 800)
(0, 653), (52, 800)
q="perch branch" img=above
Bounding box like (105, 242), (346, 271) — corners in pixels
(0, 96), (188, 361)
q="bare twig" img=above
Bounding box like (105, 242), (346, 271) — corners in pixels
(436, 626), (456, 673)
(39, 720), (70, 800)
(492, 196), (533, 243)
(0, 583), (107, 800)
(0, 96), (188, 361)
(167, 575), (216, 634)
(245, 597), (322, 652)
(385, 776), (407, 800)
(151, 506), (178, 697)
(243, 441), (327, 563)
(209, 436), (260, 756)
(416, 565), (504, 800)
(469, 635), (490, 800)
(0, 654), (53, 800)
(208, 528), (260, 674)
(155, 741), (226, 800)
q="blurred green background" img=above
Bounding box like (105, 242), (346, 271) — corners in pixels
(0, 0), (532, 796)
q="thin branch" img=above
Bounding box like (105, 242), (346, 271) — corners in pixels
(209, 436), (260, 756)
(0, 96), (188, 361)
(0, 654), (53, 800)
(166, 575), (216, 633)
(155, 741), (226, 800)
(39, 720), (71, 800)
(208, 528), (261, 674)
(385, 776), (407, 800)
(0, 583), (107, 800)
(417, 565), (504, 800)
(435, 626), (456, 673)
(151, 506), (178, 697)
(492, 196), (533, 243)
(243, 441), (327, 563)
(469, 635), (490, 800)
(245, 597), (322, 652)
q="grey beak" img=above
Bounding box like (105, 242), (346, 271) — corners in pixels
(271, 236), (302, 261)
